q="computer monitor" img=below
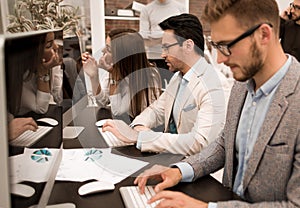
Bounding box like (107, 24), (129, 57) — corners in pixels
(3, 30), (64, 208)
(0, 35), (11, 208)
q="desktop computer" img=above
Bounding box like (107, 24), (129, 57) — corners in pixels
(2, 30), (66, 208)
(0, 35), (11, 208)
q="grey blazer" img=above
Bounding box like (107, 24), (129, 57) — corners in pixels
(184, 57), (300, 207)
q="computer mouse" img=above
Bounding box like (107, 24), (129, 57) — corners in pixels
(10, 183), (35, 197)
(28, 202), (76, 208)
(37, 117), (59, 126)
(95, 119), (109, 127)
(78, 181), (115, 196)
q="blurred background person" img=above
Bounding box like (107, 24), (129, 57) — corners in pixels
(280, 0), (300, 61)
(139, 0), (186, 87)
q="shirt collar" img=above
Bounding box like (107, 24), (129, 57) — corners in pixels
(247, 55), (291, 97)
(181, 57), (205, 83)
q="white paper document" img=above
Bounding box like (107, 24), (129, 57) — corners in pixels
(56, 148), (148, 184)
(10, 148), (60, 183)
(10, 148), (148, 184)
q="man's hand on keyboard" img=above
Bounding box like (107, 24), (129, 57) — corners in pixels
(148, 190), (208, 208)
(134, 165), (182, 194)
(8, 117), (38, 140)
(102, 119), (138, 143)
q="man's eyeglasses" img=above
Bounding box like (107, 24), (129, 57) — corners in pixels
(290, 2), (300, 10)
(161, 42), (180, 53)
(207, 22), (273, 56)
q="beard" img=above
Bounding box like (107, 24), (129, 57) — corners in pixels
(293, 14), (300, 22)
(238, 41), (264, 82)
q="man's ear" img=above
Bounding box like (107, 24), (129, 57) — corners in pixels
(183, 39), (195, 52)
(260, 23), (272, 45)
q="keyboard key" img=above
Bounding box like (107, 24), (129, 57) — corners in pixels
(120, 186), (160, 208)
(10, 126), (53, 147)
(98, 128), (134, 147)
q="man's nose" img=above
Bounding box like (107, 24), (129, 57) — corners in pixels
(161, 51), (167, 59)
(216, 50), (229, 64)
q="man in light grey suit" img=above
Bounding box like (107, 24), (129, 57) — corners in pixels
(134, 0), (300, 207)
(103, 14), (231, 156)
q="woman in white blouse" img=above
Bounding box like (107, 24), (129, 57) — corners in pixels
(82, 31), (162, 121)
(18, 31), (63, 115)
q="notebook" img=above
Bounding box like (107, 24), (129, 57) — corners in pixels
(10, 126), (53, 147)
(98, 128), (134, 147)
(119, 186), (160, 208)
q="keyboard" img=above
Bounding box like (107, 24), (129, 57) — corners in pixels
(10, 126), (53, 147)
(120, 186), (160, 208)
(98, 128), (134, 147)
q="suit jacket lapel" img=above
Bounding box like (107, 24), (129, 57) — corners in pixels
(226, 83), (248, 188)
(175, 59), (210, 127)
(243, 58), (299, 191)
(175, 70), (201, 126)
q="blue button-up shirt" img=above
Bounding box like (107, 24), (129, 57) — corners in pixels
(175, 55), (291, 208)
(233, 56), (291, 197)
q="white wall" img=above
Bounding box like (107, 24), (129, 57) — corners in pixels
(276, 0), (290, 13)
(175, 0), (189, 12)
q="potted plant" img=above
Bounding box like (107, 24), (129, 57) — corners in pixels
(6, 0), (82, 36)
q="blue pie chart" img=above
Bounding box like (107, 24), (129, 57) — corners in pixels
(31, 149), (52, 163)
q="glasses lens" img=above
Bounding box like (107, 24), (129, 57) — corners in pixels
(218, 45), (230, 56)
(290, 3), (300, 10)
(208, 40), (230, 56)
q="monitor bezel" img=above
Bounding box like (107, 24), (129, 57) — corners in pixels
(0, 35), (11, 208)
(4, 29), (64, 208)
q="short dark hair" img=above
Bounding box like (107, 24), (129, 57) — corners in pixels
(159, 13), (204, 56)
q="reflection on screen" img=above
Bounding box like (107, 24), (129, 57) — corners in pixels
(4, 30), (64, 208)
(5, 30), (63, 116)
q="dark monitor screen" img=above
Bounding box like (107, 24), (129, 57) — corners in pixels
(3, 30), (64, 208)
(0, 35), (10, 208)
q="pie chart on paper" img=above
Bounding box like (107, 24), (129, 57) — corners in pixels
(84, 149), (103, 162)
(31, 149), (52, 163)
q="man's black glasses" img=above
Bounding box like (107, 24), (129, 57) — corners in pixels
(207, 22), (273, 56)
(161, 42), (180, 53)
(290, 2), (300, 10)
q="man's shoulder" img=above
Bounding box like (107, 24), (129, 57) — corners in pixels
(283, 57), (300, 92)
(144, 0), (157, 9)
